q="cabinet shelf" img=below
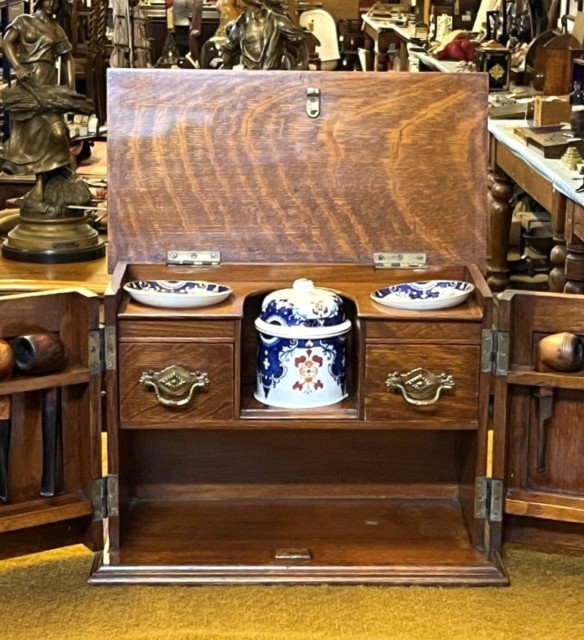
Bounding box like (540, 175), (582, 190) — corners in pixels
(505, 489), (584, 524)
(506, 367), (584, 389)
(0, 492), (93, 534)
(240, 391), (359, 421)
(0, 365), (92, 395)
(90, 497), (507, 585)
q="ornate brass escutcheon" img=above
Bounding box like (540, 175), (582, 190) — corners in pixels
(139, 365), (209, 409)
(386, 368), (454, 406)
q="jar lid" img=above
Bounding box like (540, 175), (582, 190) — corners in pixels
(258, 278), (346, 328)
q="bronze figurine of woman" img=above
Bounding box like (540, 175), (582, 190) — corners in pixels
(222, 0), (308, 70)
(1, 0), (94, 217)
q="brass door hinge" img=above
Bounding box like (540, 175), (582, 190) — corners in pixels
(88, 329), (103, 374)
(89, 327), (116, 373)
(481, 329), (509, 376)
(474, 476), (503, 522)
(92, 475), (119, 521)
(166, 250), (221, 266)
(373, 252), (427, 269)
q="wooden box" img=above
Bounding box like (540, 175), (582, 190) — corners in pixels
(476, 47), (511, 92)
(533, 96), (571, 127)
(3, 71), (584, 584)
(97, 69), (505, 585)
(513, 124), (584, 159)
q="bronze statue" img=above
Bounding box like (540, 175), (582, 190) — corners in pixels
(222, 0), (308, 70)
(0, 0), (94, 218)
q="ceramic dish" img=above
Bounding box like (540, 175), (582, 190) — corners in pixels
(123, 280), (232, 309)
(371, 280), (475, 311)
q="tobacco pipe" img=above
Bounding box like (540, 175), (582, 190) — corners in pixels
(0, 396), (10, 502)
(12, 332), (66, 376)
(535, 332), (583, 373)
(40, 387), (61, 498)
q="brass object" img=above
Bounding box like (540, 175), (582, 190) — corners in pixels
(535, 332), (583, 372)
(274, 548), (313, 560)
(12, 332), (66, 375)
(306, 88), (321, 119)
(561, 146), (582, 171)
(386, 367), (454, 406)
(222, 0), (309, 70)
(0, 0), (105, 264)
(139, 365), (210, 409)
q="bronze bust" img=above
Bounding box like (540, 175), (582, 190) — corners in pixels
(0, 0), (94, 218)
(222, 0), (308, 70)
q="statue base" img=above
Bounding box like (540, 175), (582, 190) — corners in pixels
(1, 209), (106, 264)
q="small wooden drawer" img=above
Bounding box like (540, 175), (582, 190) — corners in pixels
(366, 321), (481, 344)
(118, 320), (236, 341)
(364, 344), (480, 426)
(119, 343), (234, 427)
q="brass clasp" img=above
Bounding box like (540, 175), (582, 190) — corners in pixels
(306, 87), (321, 118)
(386, 368), (454, 406)
(140, 364), (209, 409)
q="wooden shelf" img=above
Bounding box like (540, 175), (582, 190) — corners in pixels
(240, 392), (359, 422)
(0, 365), (91, 395)
(505, 489), (584, 524)
(506, 366), (584, 390)
(0, 492), (93, 534)
(90, 497), (507, 585)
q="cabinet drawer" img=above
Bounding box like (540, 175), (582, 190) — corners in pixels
(119, 343), (234, 426)
(364, 344), (480, 426)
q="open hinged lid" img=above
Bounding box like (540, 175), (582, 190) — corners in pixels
(107, 70), (488, 271)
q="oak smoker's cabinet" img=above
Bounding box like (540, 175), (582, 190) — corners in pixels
(2, 71), (584, 583)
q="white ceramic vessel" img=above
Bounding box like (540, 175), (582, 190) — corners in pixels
(123, 280), (232, 309)
(371, 280), (475, 311)
(254, 279), (351, 409)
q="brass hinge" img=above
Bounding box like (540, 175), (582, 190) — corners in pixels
(104, 326), (117, 371)
(92, 475), (119, 521)
(474, 476), (503, 522)
(166, 250), (221, 266)
(481, 329), (509, 376)
(88, 329), (103, 374)
(373, 252), (427, 269)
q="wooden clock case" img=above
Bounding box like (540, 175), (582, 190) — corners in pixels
(1, 70), (583, 584)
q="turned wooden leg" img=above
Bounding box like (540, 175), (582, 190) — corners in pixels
(548, 192), (567, 293)
(563, 201), (584, 294)
(487, 169), (514, 292)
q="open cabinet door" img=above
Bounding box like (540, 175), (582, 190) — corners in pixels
(493, 290), (584, 552)
(0, 289), (103, 560)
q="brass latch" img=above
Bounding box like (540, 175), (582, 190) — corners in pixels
(306, 88), (321, 118)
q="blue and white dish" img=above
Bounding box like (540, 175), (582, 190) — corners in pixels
(371, 280), (475, 311)
(123, 280), (232, 309)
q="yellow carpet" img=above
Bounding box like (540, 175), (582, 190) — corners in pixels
(1, 546), (583, 639)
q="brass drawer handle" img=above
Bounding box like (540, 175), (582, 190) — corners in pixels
(139, 365), (209, 409)
(386, 367), (454, 406)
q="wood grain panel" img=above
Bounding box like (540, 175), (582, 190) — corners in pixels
(119, 343), (234, 426)
(107, 70), (488, 271)
(123, 429), (469, 497)
(366, 321), (481, 343)
(365, 344), (480, 424)
(119, 320), (236, 340)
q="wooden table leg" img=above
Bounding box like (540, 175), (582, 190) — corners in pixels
(548, 190), (567, 293)
(487, 168), (514, 292)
